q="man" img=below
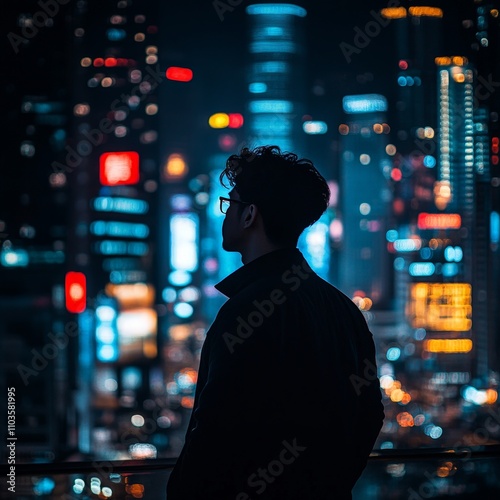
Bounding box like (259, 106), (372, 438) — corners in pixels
(167, 145), (384, 499)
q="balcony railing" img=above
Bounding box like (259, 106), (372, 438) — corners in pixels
(2, 446), (500, 498)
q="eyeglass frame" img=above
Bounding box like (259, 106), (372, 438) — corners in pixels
(219, 196), (252, 214)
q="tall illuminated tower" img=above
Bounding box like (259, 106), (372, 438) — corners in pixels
(338, 94), (393, 308)
(245, 3), (307, 154)
(466, 1), (500, 380)
(67, 0), (161, 457)
(380, 5), (444, 156)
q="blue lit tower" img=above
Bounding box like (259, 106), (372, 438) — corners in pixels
(203, 2), (310, 305)
(245, 3), (307, 154)
(338, 94), (393, 309)
(243, 3), (332, 279)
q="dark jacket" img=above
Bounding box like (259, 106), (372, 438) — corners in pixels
(167, 248), (384, 499)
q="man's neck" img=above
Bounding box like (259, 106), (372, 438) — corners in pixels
(240, 242), (293, 265)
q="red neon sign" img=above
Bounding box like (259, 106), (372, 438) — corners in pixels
(99, 151), (140, 186)
(166, 66), (193, 82)
(418, 213), (461, 229)
(65, 272), (87, 313)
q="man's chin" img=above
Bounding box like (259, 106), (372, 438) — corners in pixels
(222, 240), (238, 253)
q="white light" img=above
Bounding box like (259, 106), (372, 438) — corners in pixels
(169, 270), (192, 286)
(96, 326), (116, 343)
(178, 287), (200, 302)
(116, 309), (157, 338)
(359, 203), (371, 215)
(96, 305), (116, 322)
(394, 239), (422, 252)
(102, 487), (113, 498)
(303, 121), (328, 134)
(131, 414), (145, 427)
(98, 345), (117, 362)
(129, 443), (157, 459)
(409, 262), (435, 276)
(170, 214), (198, 272)
(174, 302), (194, 319)
(1, 249), (29, 267)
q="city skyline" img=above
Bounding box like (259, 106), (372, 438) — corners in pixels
(1, 1), (500, 498)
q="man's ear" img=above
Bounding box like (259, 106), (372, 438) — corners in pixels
(242, 204), (258, 228)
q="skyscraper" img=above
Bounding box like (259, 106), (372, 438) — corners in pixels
(245, 3), (307, 154)
(66, 0), (161, 457)
(1, 1), (73, 462)
(338, 94), (393, 308)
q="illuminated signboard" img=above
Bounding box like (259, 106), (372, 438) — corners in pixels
(166, 66), (193, 82)
(342, 94), (387, 114)
(418, 213), (461, 229)
(424, 338), (473, 353)
(170, 213), (198, 272)
(65, 271), (87, 313)
(100, 151), (139, 186)
(116, 308), (158, 360)
(407, 283), (472, 331)
(105, 283), (155, 309)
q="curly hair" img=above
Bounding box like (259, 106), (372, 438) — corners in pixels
(219, 145), (330, 246)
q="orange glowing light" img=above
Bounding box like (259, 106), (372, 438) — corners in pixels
(381, 7), (407, 19)
(424, 338), (473, 353)
(181, 396), (194, 408)
(408, 283), (472, 332)
(409, 6), (443, 17)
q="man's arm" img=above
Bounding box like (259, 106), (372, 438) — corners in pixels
(168, 304), (277, 498)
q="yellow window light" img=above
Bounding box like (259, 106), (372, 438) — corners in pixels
(424, 338), (473, 353)
(208, 113), (229, 129)
(380, 7), (407, 19)
(409, 6), (443, 18)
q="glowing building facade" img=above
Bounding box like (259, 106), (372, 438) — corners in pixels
(245, 3), (307, 153)
(68, 0), (161, 457)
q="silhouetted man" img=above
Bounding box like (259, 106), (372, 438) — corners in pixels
(167, 145), (384, 499)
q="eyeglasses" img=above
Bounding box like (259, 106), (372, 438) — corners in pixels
(219, 196), (251, 214)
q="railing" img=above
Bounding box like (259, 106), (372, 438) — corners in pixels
(2, 446), (500, 498)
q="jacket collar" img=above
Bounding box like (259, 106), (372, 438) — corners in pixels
(215, 247), (306, 298)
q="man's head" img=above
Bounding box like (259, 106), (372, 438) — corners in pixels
(219, 145), (330, 251)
